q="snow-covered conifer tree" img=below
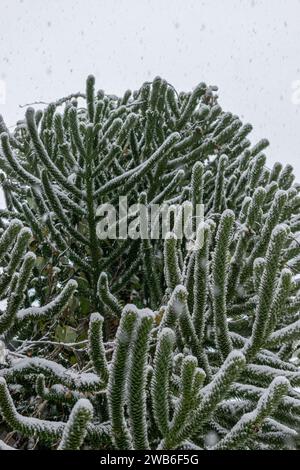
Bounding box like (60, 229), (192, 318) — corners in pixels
(0, 76), (299, 449)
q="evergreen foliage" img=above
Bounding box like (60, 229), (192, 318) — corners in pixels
(0, 76), (299, 449)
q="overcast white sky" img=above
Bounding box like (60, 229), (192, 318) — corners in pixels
(0, 0), (300, 208)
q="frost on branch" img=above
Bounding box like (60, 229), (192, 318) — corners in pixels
(0, 76), (299, 449)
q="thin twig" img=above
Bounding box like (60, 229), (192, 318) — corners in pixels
(19, 100), (50, 108)
(15, 338), (88, 348)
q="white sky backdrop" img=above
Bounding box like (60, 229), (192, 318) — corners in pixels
(0, 0), (300, 207)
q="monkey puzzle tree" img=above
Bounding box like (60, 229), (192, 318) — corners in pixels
(0, 76), (299, 450)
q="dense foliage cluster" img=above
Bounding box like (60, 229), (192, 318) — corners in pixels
(0, 76), (299, 450)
